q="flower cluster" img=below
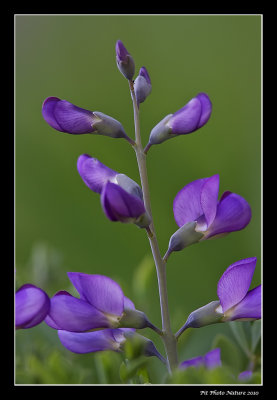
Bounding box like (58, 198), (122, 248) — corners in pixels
(15, 39), (261, 384)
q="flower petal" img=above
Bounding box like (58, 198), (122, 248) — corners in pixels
(179, 356), (204, 369)
(203, 348), (222, 369)
(227, 285), (261, 321)
(217, 258), (257, 313)
(170, 97), (202, 134)
(101, 182), (145, 222)
(67, 273), (124, 316)
(42, 97), (95, 134)
(42, 97), (64, 131)
(205, 192), (252, 239)
(45, 291), (109, 331)
(173, 176), (218, 228)
(57, 329), (120, 354)
(199, 174), (219, 229)
(77, 155), (117, 194)
(196, 93), (213, 128)
(16, 284), (50, 329)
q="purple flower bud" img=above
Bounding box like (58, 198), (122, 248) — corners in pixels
(42, 97), (129, 139)
(16, 284), (50, 329)
(148, 93), (212, 146)
(77, 154), (151, 228)
(134, 66), (152, 105)
(115, 40), (135, 80)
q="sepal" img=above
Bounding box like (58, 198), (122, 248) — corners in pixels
(182, 300), (223, 330)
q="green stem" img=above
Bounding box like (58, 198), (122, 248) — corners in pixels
(128, 80), (178, 373)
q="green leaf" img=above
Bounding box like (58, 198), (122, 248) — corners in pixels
(229, 321), (251, 357)
(251, 320), (261, 353)
(212, 333), (243, 373)
(132, 254), (155, 299)
(119, 356), (148, 383)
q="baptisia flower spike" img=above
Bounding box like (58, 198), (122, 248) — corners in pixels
(145, 93), (212, 151)
(77, 154), (151, 228)
(42, 97), (134, 143)
(16, 284), (50, 329)
(176, 258), (261, 339)
(165, 174), (251, 259)
(116, 40), (135, 80)
(45, 273), (155, 332)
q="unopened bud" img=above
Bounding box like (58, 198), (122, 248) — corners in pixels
(116, 40), (135, 80)
(134, 67), (152, 105)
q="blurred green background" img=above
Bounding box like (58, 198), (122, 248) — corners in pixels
(15, 15), (261, 384)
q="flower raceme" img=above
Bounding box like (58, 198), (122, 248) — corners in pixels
(45, 273), (153, 332)
(77, 154), (151, 228)
(176, 258), (261, 336)
(42, 97), (133, 142)
(16, 284), (50, 329)
(146, 93), (212, 148)
(165, 174), (251, 258)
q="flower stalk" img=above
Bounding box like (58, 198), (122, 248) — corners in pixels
(128, 80), (178, 373)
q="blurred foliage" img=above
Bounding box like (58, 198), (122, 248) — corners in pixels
(15, 244), (261, 384)
(15, 14), (261, 384)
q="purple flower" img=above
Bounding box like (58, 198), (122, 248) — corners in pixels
(115, 40), (135, 80)
(216, 258), (261, 322)
(166, 174), (251, 256)
(42, 97), (130, 140)
(180, 348), (221, 370)
(178, 258), (261, 334)
(77, 154), (151, 227)
(57, 328), (164, 361)
(134, 66), (152, 105)
(148, 93), (212, 146)
(16, 284), (50, 329)
(238, 370), (253, 381)
(45, 273), (151, 332)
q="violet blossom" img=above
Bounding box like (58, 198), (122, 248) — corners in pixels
(177, 258), (261, 335)
(179, 348), (221, 370)
(45, 273), (153, 332)
(147, 93), (212, 147)
(42, 97), (132, 141)
(57, 328), (164, 362)
(16, 284), (50, 329)
(238, 370), (253, 382)
(166, 174), (252, 257)
(77, 154), (151, 228)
